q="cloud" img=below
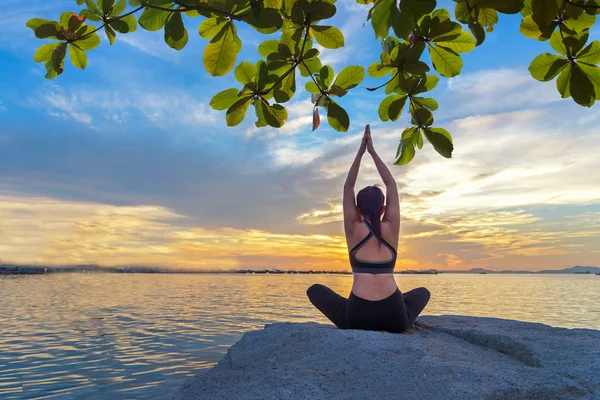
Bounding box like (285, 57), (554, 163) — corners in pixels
(0, 194), (349, 270)
(119, 32), (182, 62)
(27, 84), (218, 129)
(441, 68), (561, 117)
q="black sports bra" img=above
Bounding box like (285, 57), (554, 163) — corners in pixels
(349, 220), (397, 274)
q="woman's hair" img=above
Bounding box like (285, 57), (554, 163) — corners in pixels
(356, 185), (385, 246)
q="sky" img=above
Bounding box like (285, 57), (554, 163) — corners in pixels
(0, 0), (599, 272)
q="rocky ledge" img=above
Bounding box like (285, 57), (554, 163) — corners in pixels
(174, 316), (599, 400)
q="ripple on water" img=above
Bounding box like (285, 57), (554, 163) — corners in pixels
(0, 273), (598, 399)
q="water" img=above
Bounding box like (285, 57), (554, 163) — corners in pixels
(1, 273), (598, 399)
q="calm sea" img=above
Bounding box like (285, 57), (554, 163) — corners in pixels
(1, 273), (598, 399)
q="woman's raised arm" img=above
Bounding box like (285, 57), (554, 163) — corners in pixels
(342, 129), (368, 233)
(366, 125), (400, 226)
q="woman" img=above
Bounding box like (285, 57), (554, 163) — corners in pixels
(306, 125), (430, 333)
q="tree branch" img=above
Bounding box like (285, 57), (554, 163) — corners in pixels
(302, 60), (327, 97)
(257, 26), (312, 96)
(145, 3), (249, 20)
(81, 5), (145, 39)
(558, 24), (573, 59)
(367, 69), (400, 91)
(408, 96), (423, 128)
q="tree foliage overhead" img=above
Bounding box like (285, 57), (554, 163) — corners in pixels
(27, 0), (600, 165)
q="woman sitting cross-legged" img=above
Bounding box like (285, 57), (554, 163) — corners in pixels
(306, 124), (430, 333)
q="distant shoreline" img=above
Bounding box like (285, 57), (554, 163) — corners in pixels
(1, 265), (599, 275)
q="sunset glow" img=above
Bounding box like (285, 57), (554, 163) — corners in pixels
(1, 0), (599, 271)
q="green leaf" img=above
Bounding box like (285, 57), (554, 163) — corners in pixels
(69, 43), (87, 69)
(307, 1), (337, 22)
(378, 94), (403, 122)
(403, 62), (430, 74)
(549, 30), (570, 56)
(110, 15), (137, 33)
(306, 81), (321, 94)
(478, 8), (498, 31)
(371, 0), (397, 39)
(469, 21), (486, 45)
(59, 11), (73, 29)
(577, 41), (600, 64)
(34, 22), (62, 39)
(303, 48), (319, 60)
(271, 104), (289, 127)
(394, 130), (417, 165)
(256, 99), (287, 128)
(392, 1), (414, 39)
(211, 88), (241, 110)
(80, 9), (101, 22)
(68, 13), (87, 32)
(528, 53), (568, 81)
(329, 85), (348, 96)
(569, 64), (595, 107)
(273, 69), (296, 103)
(327, 101), (350, 132)
(368, 62), (395, 78)
(164, 12), (188, 50)
(429, 44), (463, 77)
(563, 13), (596, 33)
(564, 33), (589, 56)
(521, 0), (533, 16)
(454, 2), (471, 23)
(556, 64), (572, 98)
(244, 8), (283, 34)
(258, 39), (279, 57)
(234, 62), (257, 85)
(415, 74), (440, 93)
(76, 27), (101, 51)
(138, 6), (171, 31)
(226, 96), (253, 126)
(579, 62), (600, 98)
(50, 43), (67, 76)
(86, 0), (100, 13)
(332, 66), (365, 90)
(385, 71), (403, 94)
(100, 0), (115, 15)
(298, 57), (323, 77)
(105, 24), (116, 45)
(199, 18), (226, 39)
(410, 101), (434, 126)
(414, 97), (439, 111)
(318, 65), (335, 88)
(388, 95), (408, 121)
(204, 22), (239, 76)
(112, 0), (126, 16)
(432, 30), (476, 53)
(416, 131), (424, 149)
(311, 26), (344, 49)
(531, 0), (559, 25)
(519, 15), (543, 38)
(26, 18), (52, 32)
(44, 59), (58, 79)
(34, 43), (61, 62)
(423, 127), (454, 158)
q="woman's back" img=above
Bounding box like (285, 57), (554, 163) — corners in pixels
(306, 125), (430, 333)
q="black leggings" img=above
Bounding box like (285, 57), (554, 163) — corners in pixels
(306, 284), (430, 333)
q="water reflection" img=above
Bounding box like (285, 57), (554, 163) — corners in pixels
(0, 273), (598, 399)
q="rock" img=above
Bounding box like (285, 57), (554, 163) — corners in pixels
(173, 316), (600, 400)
